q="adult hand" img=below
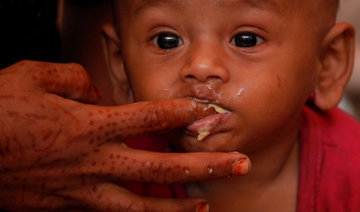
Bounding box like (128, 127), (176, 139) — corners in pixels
(0, 61), (250, 212)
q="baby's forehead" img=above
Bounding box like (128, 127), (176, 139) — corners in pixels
(117, 0), (337, 31)
(125, 0), (286, 10)
(119, 0), (336, 15)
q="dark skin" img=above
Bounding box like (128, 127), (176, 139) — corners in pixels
(0, 60), (250, 212)
(106, 0), (354, 211)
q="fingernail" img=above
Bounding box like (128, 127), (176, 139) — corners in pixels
(232, 158), (250, 175)
(196, 203), (209, 212)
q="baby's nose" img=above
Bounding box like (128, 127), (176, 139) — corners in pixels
(180, 41), (229, 83)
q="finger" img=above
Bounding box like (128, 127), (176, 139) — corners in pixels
(79, 144), (250, 184)
(0, 189), (79, 212)
(80, 98), (216, 141)
(59, 183), (209, 212)
(19, 60), (101, 103)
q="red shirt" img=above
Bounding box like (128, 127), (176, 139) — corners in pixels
(297, 107), (360, 211)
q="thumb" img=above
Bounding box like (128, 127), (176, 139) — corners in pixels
(20, 60), (101, 103)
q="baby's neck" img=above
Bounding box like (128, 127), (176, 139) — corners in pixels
(186, 133), (299, 212)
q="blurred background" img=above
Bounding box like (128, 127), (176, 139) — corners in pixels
(0, 0), (359, 119)
(337, 0), (360, 120)
(0, 0), (60, 68)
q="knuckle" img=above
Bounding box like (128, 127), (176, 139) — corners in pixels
(66, 62), (85, 72)
(127, 200), (146, 212)
(15, 59), (32, 66)
(8, 60), (41, 83)
(149, 161), (172, 184)
(66, 63), (90, 84)
(143, 104), (159, 129)
(10, 60), (35, 74)
(154, 106), (168, 129)
(144, 103), (170, 130)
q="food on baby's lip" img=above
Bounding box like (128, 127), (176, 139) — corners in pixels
(198, 104), (229, 140)
(197, 125), (211, 141)
(186, 103), (230, 141)
(208, 104), (228, 114)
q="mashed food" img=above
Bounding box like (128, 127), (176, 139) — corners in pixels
(196, 104), (228, 141)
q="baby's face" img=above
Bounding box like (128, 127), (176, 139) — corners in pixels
(116, 0), (327, 153)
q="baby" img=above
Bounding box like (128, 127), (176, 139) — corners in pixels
(103, 0), (359, 211)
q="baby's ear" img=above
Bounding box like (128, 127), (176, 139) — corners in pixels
(101, 23), (134, 105)
(314, 22), (355, 110)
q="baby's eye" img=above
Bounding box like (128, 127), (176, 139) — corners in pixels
(230, 33), (264, 48)
(152, 32), (184, 49)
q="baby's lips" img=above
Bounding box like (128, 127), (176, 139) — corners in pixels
(187, 100), (231, 140)
(186, 113), (231, 140)
(186, 113), (226, 132)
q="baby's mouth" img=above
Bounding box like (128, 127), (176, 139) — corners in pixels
(186, 99), (230, 141)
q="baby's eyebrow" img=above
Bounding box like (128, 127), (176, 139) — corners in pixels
(134, 0), (184, 14)
(221, 0), (283, 15)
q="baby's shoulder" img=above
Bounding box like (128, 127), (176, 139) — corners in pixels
(298, 106), (360, 211)
(303, 106), (360, 147)
(302, 106), (360, 167)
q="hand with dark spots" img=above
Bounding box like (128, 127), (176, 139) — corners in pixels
(0, 61), (250, 212)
